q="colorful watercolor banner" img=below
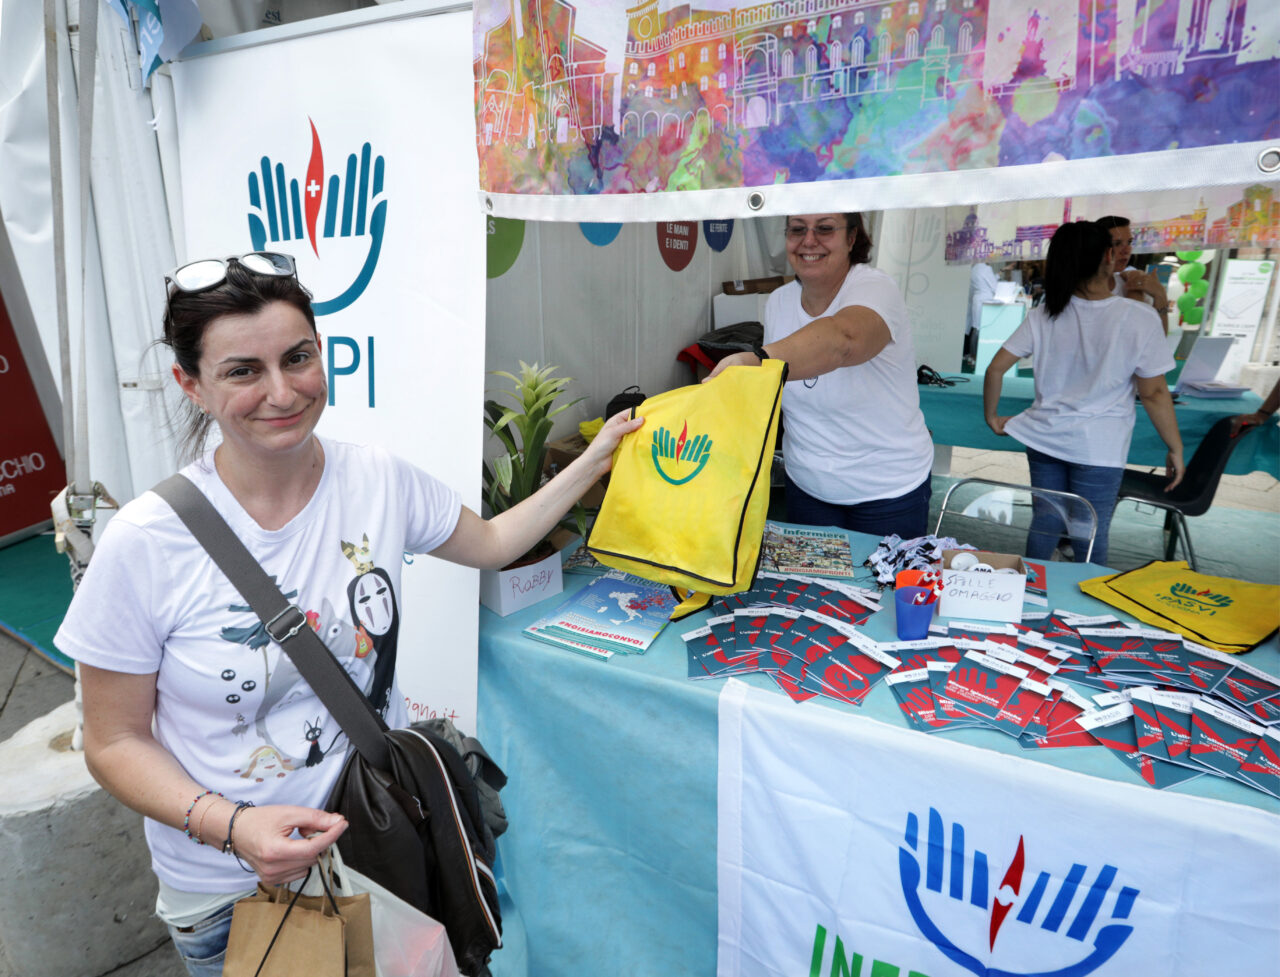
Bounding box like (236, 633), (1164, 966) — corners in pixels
(945, 182), (1280, 262)
(474, 1), (1280, 220)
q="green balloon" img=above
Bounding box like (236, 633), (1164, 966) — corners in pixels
(1176, 262), (1204, 284)
(1187, 279), (1209, 299)
(1176, 293), (1198, 314)
(1175, 250), (1204, 261)
(1181, 306), (1204, 325)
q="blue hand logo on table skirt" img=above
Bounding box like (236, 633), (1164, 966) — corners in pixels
(899, 807), (1137, 977)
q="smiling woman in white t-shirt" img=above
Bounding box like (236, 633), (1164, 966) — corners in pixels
(706, 212), (934, 538)
(55, 253), (643, 974)
(983, 221), (1184, 566)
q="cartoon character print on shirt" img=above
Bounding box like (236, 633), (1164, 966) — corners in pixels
(218, 581), (375, 781)
(342, 534), (400, 717)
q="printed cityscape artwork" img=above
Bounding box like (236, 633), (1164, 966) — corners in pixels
(474, 0), (1279, 197)
(944, 182), (1279, 262)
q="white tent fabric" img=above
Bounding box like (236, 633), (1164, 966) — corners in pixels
(0, 0), (181, 520)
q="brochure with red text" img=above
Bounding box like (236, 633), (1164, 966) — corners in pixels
(1151, 691), (1196, 764)
(1076, 627), (1184, 674)
(1239, 729), (1280, 798)
(879, 637), (962, 673)
(947, 621), (1018, 646)
(1170, 641), (1236, 695)
(988, 677), (1053, 737)
(1188, 698), (1264, 785)
(886, 668), (943, 730)
(1215, 657), (1280, 707)
(943, 651), (1029, 726)
(681, 624), (718, 679)
(1024, 560), (1048, 607)
(1078, 704), (1205, 789)
(801, 632), (900, 707)
(1130, 688), (1175, 762)
(708, 612), (738, 658)
(731, 608), (771, 649)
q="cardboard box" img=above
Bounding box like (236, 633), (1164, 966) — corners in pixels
(938, 549), (1026, 623)
(479, 547), (563, 617)
(544, 434), (608, 508)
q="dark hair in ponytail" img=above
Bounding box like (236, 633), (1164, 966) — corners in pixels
(1043, 221), (1112, 318)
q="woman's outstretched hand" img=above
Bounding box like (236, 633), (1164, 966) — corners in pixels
(580, 408), (645, 479)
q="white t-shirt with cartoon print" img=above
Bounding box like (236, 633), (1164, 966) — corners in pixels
(55, 437), (461, 894)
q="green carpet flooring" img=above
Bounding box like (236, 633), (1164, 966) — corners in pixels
(0, 533), (75, 674)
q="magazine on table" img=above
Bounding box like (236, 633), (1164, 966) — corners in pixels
(762, 522), (858, 578)
(524, 570), (675, 657)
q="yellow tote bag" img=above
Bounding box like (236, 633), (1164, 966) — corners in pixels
(587, 361), (785, 613)
(1079, 561), (1280, 653)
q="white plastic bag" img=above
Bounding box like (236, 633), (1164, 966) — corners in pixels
(324, 845), (462, 977)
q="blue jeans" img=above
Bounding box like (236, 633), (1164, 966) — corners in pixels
(1024, 447), (1124, 566)
(167, 898), (238, 977)
(785, 474), (932, 540)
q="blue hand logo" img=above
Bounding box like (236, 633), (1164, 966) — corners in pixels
(247, 120), (386, 316)
(898, 808), (1137, 977)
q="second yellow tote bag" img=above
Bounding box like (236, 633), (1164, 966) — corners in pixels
(587, 360), (785, 607)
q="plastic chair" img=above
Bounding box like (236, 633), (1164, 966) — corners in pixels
(1115, 415), (1255, 571)
(933, 477), (1099, 563)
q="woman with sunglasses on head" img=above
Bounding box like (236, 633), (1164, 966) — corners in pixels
(54, 253), (643, 975)
(983, 221), (1184, 566)
(708, 212), (935, 538)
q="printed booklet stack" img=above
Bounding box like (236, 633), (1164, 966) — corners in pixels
(524, 570), (677, 661)
(885, 611), (1280, 797)
(682, 572), (889, 705)
(684, 599), (1280, 798)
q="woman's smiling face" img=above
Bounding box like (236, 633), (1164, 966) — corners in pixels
(174, 300), (326, 461)
(785, 213), (855, 288)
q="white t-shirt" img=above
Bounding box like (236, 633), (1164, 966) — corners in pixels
(764, 264), (934, 504)
(55, 437), (461, 894)
(1002, 296), (1174, 468)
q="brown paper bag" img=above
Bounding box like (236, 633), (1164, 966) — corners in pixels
(224, 870), (374, 977)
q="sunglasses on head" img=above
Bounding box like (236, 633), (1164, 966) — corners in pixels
(165, 251), (298, 303)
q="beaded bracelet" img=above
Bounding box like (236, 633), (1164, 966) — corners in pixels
(224, 800), (257, 873)
(183, 790), (224, 845)
(194, 797), (220, 846)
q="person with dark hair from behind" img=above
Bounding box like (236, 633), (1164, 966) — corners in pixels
(1097, 215), (1169, 334)
(983, 221), (1185, 566)
(705, 212), (935, 538)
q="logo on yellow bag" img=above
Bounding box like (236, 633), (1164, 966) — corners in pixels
(651, 422), (712, 485)
(1159, 582), (1232, 615)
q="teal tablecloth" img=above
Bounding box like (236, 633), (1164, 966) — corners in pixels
(920, 376), (1279, 476)
(477, 529), (1279, 977)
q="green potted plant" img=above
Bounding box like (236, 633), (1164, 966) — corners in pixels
(479, 362), (586, 615)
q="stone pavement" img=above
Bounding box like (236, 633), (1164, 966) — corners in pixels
(0, 632), (187, 977)
(0, 446), (1274, 976)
